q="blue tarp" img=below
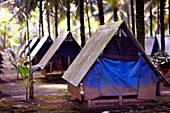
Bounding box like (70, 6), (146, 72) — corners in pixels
(82, 56), (159, 100)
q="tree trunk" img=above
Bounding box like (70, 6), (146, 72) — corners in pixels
(113, 8), (118, 22)
(136, 0), (145, 49)
(3, 25), (6, 51)
(131, 0), (135, 36)
(157, 5), (160, 34)
(160, 0), (165, 51)
(26, 79), (29, 101)
(86, 0), (91, 37)
(26, 85), (28, 101)
(46, 0), (51, 37)
(67, 0), (70, 31)
(150, 5), (153, 37)
(169, 0), (170, 34)
(0, 52), (3, 73)
(127, 8), (130, 29)
(17, 70), (19, 80)
(90, 0), (93, 14)
(80, 0), (85, 47)
(26, 1), (34, 99)
(20, 26), (23, 45)
(97, 0), (104, 25)
(39, 0), (44, 38)
(55, 3), (58, 38)
(0, 52), (3, 61)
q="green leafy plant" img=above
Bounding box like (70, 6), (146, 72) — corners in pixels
(152, 51), (170, 68)
(11, 63), (42, 100)
(7, 48), (27, 79)
(7, 48), (42, 100)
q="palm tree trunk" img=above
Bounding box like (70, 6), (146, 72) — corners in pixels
(150, 5), (152, 37)
(80, 0), (85, 47)
(160, 0), (165, 51)
(157, 4), (160, 34)
(46, 0), (51, 37)
(90, 0), (93, 14)
(67, 0), (70, 31)
(39, 0), (44, 38)
(127, 9), (130, 29)
(113, 7), (118, 22)
(86, 0), (91, 37)
(3, 25), (6, 51)
(136, 0), (145, 49)
(97, 0), (104, 25)
(55, 3), (58, 38)
(169, 0), (170, 34)
(131, 0), (135, 36)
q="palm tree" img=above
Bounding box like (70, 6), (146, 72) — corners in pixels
(97, 0), (104, 25)
(150, 3), (153, 37)
(80, 0), (85, 47)
(67, 0), (70, 31)
(131, 0), (135, 36)
(0, 52), (3, 71)
(85, 0), (92, 37)
(169, 0), (170, 34)
(160, 0), (165, 51)
(55, 1), (58, 38)
(136, 0), (145, 49)
(113, 0), (118, 21)
(39, 0), (44, 38)
(45, 0), (51, 37)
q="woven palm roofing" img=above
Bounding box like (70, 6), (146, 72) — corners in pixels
(38, 30), (81, 69)
(62, 20), (169, 87)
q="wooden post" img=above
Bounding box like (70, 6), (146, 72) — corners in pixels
(68, 57), (70, 66)
(41, 69), (47, 77)
(61, 56), (64, 75)
(88, 100), (91, 108)
(119, 96), (122, 105)
(50, 62), (52, 79)
(35, 57), (37, 65)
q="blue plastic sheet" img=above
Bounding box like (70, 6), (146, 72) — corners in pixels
(82, 56), (158, 100)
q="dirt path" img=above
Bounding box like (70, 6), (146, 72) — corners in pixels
(0, 52), (170, 113)
(0, 52), (85, 113)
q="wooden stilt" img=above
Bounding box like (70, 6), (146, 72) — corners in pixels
(88, 100), (91, 108)
(41, 69), (47, 77)
(61, 56), (64, 75)
(119, 96), (122, 105)
(50, 62), (52, 79)
(68, 57), (70, 66)
(35, 57), (37, 64)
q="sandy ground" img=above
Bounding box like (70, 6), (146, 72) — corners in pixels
(0, 52), (170, 113)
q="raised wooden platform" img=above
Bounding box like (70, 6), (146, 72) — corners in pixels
(87, 96), (152, 107)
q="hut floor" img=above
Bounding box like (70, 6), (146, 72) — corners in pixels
(87, 95), (152, 107)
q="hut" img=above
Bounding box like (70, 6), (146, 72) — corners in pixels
(18, 39), (32, 57)
(156, 34), (170, 55)
(38, 31), (81, 78)
(22, 37), (40, 57)
(28, 35), (53, 65)
(62, 21), (170, 107)
(145, 37), (159, 56)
